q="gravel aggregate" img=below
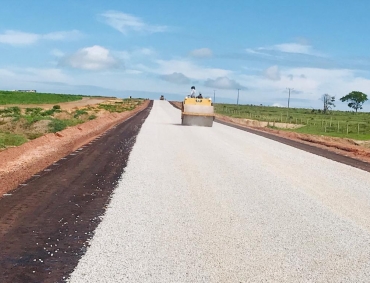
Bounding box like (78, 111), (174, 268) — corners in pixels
(68, 101), (370, 282)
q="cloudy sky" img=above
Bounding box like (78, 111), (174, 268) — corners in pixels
(1, 0), (370, 110)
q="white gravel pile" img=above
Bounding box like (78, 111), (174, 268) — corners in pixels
(68, 101), (370, 282)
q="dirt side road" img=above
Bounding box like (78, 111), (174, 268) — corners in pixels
(0, 101), (152, 283)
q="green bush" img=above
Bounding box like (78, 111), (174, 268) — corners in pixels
(25, 107), (43, 115)
(74, 109), (88, 118)
(26, 132), (43, 140)
(41, 109), (56, 116)
(0, 106), (21, 117)
(0, 132), (28, 148)
(24, 115), (46, 125)
(49, 119), (68, 132)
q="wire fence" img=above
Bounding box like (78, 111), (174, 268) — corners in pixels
(216, 107), (370, 135)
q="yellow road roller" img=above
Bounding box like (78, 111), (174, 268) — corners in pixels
(181, 97), (215, 127)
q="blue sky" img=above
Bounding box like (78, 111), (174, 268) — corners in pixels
(1, 0), (370, 110)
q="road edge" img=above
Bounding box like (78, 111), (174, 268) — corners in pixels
(0, 100), (152, 195)
(169, 101), (370, 173)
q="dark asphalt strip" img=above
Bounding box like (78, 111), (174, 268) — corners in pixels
(0, 101), (153, 283)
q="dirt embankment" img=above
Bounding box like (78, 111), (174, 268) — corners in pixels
(170, 101), (370, 164)
(0, 100), (150, 195)
(215, 113), (370, 164)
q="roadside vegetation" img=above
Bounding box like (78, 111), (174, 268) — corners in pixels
(215, 90), (370, 140)
(0, 91), (84, 104)
(215, 104), (370, 140)
(98, 98), (140, 113)
(0, 97), (144, 149)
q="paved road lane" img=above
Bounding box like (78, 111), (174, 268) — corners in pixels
(69, 101), (370, 282)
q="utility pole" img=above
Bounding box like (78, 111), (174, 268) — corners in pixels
(286, 88), (294, 121)
(237, 89), (240, 105)
(213, 90), (216, 103)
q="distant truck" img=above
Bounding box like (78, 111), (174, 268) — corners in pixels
(160, 95), (165, 100)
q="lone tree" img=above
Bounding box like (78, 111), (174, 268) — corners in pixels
(321, 94), (335, 113)
(340, 91), (368, 112)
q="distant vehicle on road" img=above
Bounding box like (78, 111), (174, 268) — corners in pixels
(160, 95), (165, 100)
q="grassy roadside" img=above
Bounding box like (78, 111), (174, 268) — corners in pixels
(0, 132), (28, 149)
(0, 91), (84, 104)
(0, 98), (145, 149)
(215, 103), (370, 140)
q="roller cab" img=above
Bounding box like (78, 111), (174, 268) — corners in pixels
(181, 97), (215, 127)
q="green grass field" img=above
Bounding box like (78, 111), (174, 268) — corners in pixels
(215, 103), (370, 140)
(0, 91), (83, 105)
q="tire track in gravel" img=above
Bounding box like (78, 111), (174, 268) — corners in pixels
(0, 101), (153, 283)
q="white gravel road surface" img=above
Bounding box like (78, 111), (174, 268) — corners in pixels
(68, 101), (370, 282)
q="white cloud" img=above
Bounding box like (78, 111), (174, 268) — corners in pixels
(126, 69), (142, 75)
(61, 45), (120, 71)
(0, 67), (71, 84)
(0, 68), (16, 77)
(0, 30), (39, 45)
(245, 48), (272, 57)
(260, 43), (323, 56)
(25, 68), (71, 82)
(116, 47), (156, 61)
(100, 11), (168, 34)
(237, 67), (370, 108)
(204, 77), (246, 90)
(117, 51), (131, 60)
(43, 30), (82, 41)
(264, 65), (281, 81)
(189, 48), (213, 58)
(51, 49), (65, 57)
(139, 48), (155, 56)
(272, 103), (284, 107)
(160, 72), (191, 84)
(274, 43), (314, 54)
(150, 59), (231, 80)
(0, 29), (82, 46)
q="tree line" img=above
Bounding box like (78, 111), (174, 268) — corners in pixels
(321, 91), (368, 113)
